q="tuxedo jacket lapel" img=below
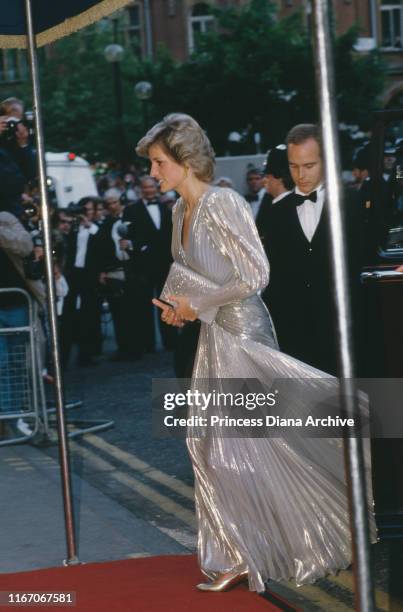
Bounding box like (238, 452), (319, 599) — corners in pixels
(141, 201), (159, 234)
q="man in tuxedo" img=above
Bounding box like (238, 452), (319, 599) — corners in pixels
(258, 145), (294, 253)
(120, 176), (173, 358)
(97, 189), (131, 359)
(244, 168), (267, 218)
(264, 124), (363, 375)
(62, 199), (101, 366)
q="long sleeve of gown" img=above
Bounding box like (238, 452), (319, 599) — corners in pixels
(190, 188), (270, 316)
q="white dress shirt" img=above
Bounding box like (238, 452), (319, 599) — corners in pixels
(74, 223), (98, 268)
(295, 184), (325, 242)
(144, 200), (161, 229)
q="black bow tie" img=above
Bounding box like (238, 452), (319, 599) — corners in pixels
(295, 191), (317, 206)
(146, 199), (159, 207)
(247, 194), (259, 203)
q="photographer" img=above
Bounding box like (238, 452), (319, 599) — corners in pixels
(0, 202), (45, 437)
(97, 189), (131, 360)
(0, 97), (36, 185)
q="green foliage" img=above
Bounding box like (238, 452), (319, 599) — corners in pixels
(25, 2), (385, 160)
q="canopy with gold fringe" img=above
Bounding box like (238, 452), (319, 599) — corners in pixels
(0, 0), (132, 48)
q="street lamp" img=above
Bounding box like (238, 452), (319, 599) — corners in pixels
(104, 43), (124, 63)
(134, 81), (153, 133)
(104, 42), (126, 166)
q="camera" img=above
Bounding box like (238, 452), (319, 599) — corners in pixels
(66, 202), (87, 217)
(2, 111), (34, 144)
(22, 197), (40, 220)
(65, 202), (87, 230)
(117, 221), (132, 239)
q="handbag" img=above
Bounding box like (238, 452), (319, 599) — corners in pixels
(160, 261), (219, 324)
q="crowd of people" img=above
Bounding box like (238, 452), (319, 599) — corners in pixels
(53, 176), (175, 366)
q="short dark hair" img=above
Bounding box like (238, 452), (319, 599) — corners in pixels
(286, 124), (321, 152)
(263, 146), (294, 190)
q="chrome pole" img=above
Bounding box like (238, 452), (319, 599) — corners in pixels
(312, 1), (375, 610)
(143, 0), (153, 58)
(24, 0), (79, 566)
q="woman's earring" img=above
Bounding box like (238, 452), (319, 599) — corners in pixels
(184, 166), (189, 179)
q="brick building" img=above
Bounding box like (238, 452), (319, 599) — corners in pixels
(0, 1), (402, 107)
(119, 0), (403, 107)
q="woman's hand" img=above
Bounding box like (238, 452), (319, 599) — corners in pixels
(152, 299), (184, 327)
(166, 295), (198, 322)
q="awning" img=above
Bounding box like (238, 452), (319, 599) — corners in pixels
(0, 0), (131, 48)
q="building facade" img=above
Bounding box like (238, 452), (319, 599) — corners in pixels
(118, 0), (403, 107)
(0, 0), (402, 107)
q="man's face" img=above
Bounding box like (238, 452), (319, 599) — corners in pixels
(262, 174), (278, 197)
(384, 155), (396, 172)
(105, 197), (122, 217)
(288, 138), (323, 194)
(83, 202), (95, 221)
(58, 214), (73, 235)
(141, 179), (158, 200)
(247, 172), (263, 194)
(352, 167), (368, 185)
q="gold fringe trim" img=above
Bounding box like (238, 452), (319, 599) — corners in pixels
(0, 0), (133, 49)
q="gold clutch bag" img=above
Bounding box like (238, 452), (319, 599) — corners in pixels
(160, 261), (219, 324)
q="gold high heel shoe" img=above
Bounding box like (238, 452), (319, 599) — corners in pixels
(196, 568), (248, 592)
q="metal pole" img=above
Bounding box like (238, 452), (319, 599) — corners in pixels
(112, 18), (126, 165)
(311, 1), (375, 610)
(369, 0), (378, 45)
(143, 0), (153, 58)
(24, 0), (79, 566)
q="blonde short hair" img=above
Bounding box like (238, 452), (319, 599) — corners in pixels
(136, 113), (215, 183)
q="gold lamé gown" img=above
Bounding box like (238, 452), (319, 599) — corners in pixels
(171, 186), (376, 593)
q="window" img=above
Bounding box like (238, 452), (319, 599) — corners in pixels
(122, 3), (142, 55)
(0, 50), (27, 83)
(188, 3), (214, 53)
(381, 0), (403, 49)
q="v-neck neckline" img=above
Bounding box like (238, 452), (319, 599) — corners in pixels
(179, 187), (212, 255)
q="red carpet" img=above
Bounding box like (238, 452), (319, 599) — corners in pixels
(0, 554), (283, 611)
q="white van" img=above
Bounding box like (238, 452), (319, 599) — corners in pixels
(45, 152), (98, 208)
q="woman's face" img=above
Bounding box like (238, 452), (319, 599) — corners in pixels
(149, 143), (186, 193)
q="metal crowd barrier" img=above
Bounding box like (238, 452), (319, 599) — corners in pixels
(0, 287), (46, 446)
(0, 288), (114, 447)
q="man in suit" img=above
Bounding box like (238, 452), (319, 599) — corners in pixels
(350, 146), (390, 265)
(62, 199), (101, 366)
(258, 145), (294, 253)
(120, 176), (173, 358)
(264, 124), (363, 375)
(97, 189), (131, 360)
(244, 167), (266, 221)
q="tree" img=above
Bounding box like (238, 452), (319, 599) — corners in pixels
(171, 0), (385, 154)
(22, 1), (385, 161)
